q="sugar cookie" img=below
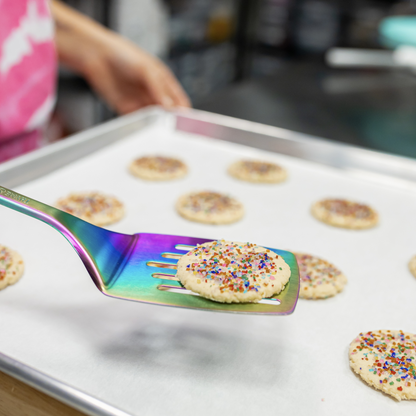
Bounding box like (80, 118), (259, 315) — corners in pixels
(349, 330), (416, 401)
(408, 255), (416, 278)
(129, 156), (187, 180)
(0, 245), (25, 291)
(228, 160), (287, 183)
(176, 191), (244, 224)
(56, 192), (124, 226)
(176, 240), (291, 303)
(294, 252), (347, 299)
(311, 198), (378, 229)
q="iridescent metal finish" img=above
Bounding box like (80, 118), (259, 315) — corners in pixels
(0, 186), (299, 315)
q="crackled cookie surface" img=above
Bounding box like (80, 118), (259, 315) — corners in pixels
(0, 245), (25, 291)
(228, 160), (287, 183)
(311, 198), (378, 229)
(56, 192), (124, 226)
(349, 330), (416, 401)
(176, 191), (244, 224)
(129, 156), (187, 180)
(176, 240), (291, 303)
(294, 252), (347, 299)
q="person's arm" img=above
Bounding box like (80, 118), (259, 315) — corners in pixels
(51, 1), (190, 114)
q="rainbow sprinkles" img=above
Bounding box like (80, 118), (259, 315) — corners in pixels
(349, 329), (416, 401)
(176, 191), (244, 224)
(176, 240), (291, 303)
(0, 244), (25, 291)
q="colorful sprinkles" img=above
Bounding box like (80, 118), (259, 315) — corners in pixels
(132, 156), (185, 173)
(181, 192), (242, 215)
(350, 330), (416, 400)
(0, 246), (12, 282)
(320, 199), (375, 220)
(312, 198), (379, 229)
(294, 252), (347, 299)
(176, 191), (244, 224)
(0, 245), (24, 290)
(177, 240), (291, 303)
(56, 192), (124, 226)
(228, 159), (287, 183)
(57, 192), (121, 218)
(239, 160), (283, 175)
(186, 240), (279, 294)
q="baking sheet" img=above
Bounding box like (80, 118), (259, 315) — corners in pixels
(0, 119), (415, 416)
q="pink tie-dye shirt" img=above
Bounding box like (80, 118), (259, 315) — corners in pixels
(0, 0), (56, 162)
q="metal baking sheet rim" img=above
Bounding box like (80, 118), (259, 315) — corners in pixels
(0, 352), (130, 416)
(2, 106), (416, 189)
(1, 106), (416, 416)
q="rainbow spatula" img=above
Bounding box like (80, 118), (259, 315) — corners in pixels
(0, 186), (299, 315)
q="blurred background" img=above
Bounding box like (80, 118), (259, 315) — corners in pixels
(53, 0), (416, 158)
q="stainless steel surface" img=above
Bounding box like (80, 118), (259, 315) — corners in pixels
(326, 47), (416, 72)
(0, 353), (129, 416)
(3, 106), (416, 190)
(0, 108), (162, 188)
(175, 109), (416, 190)
(1, 106), (416, 415)
(326, 48), (396, 68)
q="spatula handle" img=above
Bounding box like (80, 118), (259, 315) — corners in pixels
(0, 185), (97, 277)
(0, 185), (71, 233)
(0, 185), (134, 290)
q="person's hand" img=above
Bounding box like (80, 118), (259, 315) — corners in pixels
(83, 34), (191, 114)
(52, 0), (190, 114)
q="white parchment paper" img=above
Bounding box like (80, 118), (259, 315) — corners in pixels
(0, 122), (415, 416)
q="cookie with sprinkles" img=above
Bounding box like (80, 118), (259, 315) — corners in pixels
(408, 255), (416, 279)
(56, 192), (124, 226)
(129, 156), (187, 181)
(176, 240), (291, 303)
(228, 160), (287, 183)
(176, 191), (244, 224)
(349, 330), (416, 401)
(311, 198), (378, 229)
(0, 245), (25, 291)
(294, 252), (347, 299)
